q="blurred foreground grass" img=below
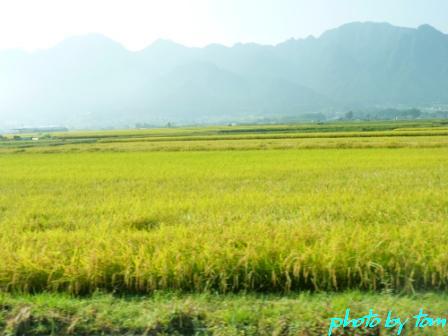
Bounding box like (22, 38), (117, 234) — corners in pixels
(1, 291), (448, 335)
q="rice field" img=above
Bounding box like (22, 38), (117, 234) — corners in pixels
(0, 121), (447, 296)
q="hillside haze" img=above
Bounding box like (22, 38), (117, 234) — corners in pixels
(1, 22), (447, 128)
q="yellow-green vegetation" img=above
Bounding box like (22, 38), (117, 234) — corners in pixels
(2, 292), (448, 335)
(2, 120), (448, 154)
(0, 121), (447, 296)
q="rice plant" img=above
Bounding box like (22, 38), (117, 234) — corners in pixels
(0, 125), (446, 294)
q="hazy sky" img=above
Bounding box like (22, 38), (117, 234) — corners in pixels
(0, 0), (447, 51)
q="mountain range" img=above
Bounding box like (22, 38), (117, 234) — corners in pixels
(1, 22), (447, 128)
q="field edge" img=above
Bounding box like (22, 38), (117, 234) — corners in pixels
(1, 291), (447, 335)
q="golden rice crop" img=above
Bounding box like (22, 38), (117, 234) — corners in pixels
(2, 134), (448, 154)
(0, 143), (447, 294)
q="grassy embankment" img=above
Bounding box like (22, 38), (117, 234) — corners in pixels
(2, 292), (448, 335)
